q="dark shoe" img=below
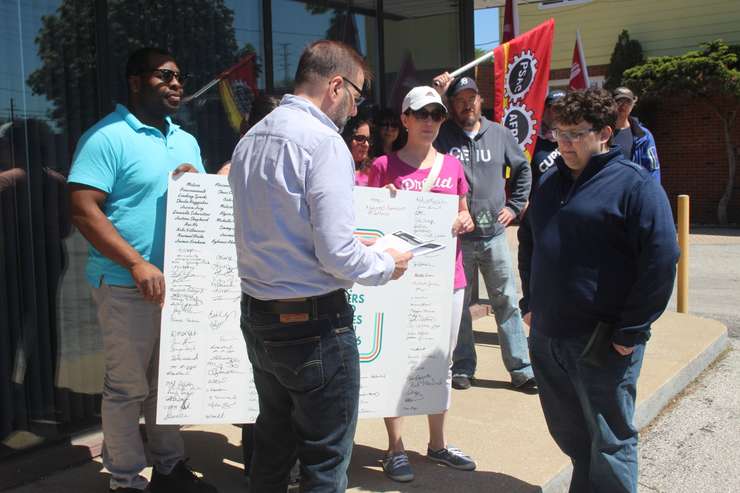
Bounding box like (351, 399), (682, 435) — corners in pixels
(382, 451), (415, 482)
(109, 489), (145, 492)
(427, 445), (476, 471)
(451, 374), (472, 390)
(513, 376), (537, 390)
(149, 460), (218, 493)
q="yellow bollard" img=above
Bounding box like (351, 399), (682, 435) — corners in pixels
(677, 195), (689, 313)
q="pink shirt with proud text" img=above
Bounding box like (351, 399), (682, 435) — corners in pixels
(367, 152), (469, 289)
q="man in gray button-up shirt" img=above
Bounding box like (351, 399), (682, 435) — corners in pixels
(229, 40), (411, 492)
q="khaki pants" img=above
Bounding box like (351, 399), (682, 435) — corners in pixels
(92, 282), (184, 490)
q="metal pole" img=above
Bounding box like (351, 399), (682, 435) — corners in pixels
(677, 195), (690, 313)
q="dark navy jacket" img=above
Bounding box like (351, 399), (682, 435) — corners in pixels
(518, 148), (679, 346)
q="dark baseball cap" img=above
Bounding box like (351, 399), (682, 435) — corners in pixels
(446, 76), (479, 97)
(613, 87), (637, 101)
(545, 90), (566, 106)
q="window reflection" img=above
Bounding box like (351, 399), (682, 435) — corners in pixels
(383, 0), (460, 112)
(271, 0), (375, 98)
(1, 0), (101, 458)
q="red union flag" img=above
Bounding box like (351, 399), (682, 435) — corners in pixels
(569, 30), (590, 90)
(493, 19), (555, 160)
(218, 53), (259, 133)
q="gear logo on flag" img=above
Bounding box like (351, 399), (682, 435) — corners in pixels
(503, 103), (536, 149)
(230, 80), (255, 116)
(506, 50), (538, 102)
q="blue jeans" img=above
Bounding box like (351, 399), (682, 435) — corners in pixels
(529, 328), (646, 493)
(240, 295), (360, 493)
(454, 234), (533, 385)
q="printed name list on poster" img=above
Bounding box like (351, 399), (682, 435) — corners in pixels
(158, 174), (458, 424)
(157, 173), (258, 425)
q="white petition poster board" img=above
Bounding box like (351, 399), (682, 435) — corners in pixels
(350, 187), (457, 418)
(157, 175), (457, 424)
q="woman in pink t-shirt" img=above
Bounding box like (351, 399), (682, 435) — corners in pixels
(367, 86), (476, 482)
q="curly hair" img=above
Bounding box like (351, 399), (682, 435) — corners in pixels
(550, 88), (617, 131)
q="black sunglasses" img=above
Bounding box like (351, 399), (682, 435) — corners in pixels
(341, 76), (366, 106)
(141, 68), (190, 84)
(379, 121), (399, 129)
(351, 134), (370, 144)
(409, 108), (446, 122)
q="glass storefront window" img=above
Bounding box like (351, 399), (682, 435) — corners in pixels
(271, 0), (377, 99)
(1, 0), (102, 459)
(382, 0), (461, 112)
(1, 0), (268, 460)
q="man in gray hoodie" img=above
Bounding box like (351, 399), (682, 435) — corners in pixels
(432, 73), (534, 390)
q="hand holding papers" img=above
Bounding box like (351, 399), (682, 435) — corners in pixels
(371, 230), (445, 257)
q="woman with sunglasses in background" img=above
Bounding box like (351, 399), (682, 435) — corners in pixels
(342, 116), (374, 186)
(367, 86), (476, 483)
(374, 108), (406, 157)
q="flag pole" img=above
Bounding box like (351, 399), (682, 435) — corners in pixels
(183, 53), (256, 103)
(449, 50), (494, 78)
(183, 78), (221, 103)
(433, 50), (495, 88)
(576, 29), (590, 86)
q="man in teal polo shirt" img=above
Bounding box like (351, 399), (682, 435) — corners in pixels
(68, 47), (216, 493)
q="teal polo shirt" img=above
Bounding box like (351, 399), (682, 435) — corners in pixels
(69, 104), (205, 287)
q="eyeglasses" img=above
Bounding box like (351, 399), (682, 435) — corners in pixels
(409, 108), (446, 122)
(551, 127), (596, 143)
(141, 68), (190, 84)
(379, 121), (399, 129)
(341, 76), (365, 106)
(351, 134), (370, 144)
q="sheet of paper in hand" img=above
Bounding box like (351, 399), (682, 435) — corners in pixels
(371, 230), (446, 257)
(158, 177), (458, 423)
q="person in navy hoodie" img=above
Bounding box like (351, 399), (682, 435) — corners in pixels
(518, 88), (679, 493)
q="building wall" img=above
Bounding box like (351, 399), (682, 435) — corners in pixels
(648, 97), (740, 224)
(512, 0), (740, 71)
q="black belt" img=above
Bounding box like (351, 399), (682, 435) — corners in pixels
(245, 290), (349, 316)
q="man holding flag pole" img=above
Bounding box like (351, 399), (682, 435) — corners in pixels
(429, 19), (555, 391)
(431, 75), (534, 392)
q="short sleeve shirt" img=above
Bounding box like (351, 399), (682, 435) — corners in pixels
(367, 153), (470, 290)
(68, 104), (204, 287)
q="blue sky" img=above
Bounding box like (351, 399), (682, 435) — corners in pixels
(475, 7), (500, 52)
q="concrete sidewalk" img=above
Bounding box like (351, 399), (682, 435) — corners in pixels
(6, 311), (727, 493)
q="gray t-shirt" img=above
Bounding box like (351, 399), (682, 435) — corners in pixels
(613, 127), (633, 160)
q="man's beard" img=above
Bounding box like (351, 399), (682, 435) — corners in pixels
(328, 91), (353, 131)
(454, 108), (480, 129)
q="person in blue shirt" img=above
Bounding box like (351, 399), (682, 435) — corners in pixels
(68, 47), (216, 493)
(228, 40), (411, 492)
(518, 88), (679, 493)
(612, 87), (661, 182)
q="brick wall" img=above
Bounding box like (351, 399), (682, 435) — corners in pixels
(646, 97), (740, 224)
(474, 62), (740, 224)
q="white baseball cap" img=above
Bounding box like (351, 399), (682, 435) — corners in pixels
(401, 86), (447, 114)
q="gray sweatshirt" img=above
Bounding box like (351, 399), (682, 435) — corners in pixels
(434, 116), (531, 239)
